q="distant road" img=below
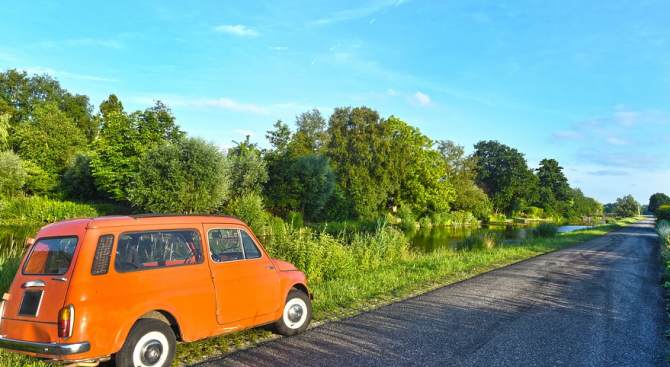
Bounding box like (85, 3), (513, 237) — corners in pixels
(192, 218), (668, 367)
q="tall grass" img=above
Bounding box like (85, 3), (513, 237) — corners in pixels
(534, 222), (559, 238)
(0, 238), (23, 294)
(0, 196), (101, 224)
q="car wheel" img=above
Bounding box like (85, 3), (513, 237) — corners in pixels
(115, 319), (176, 367)
(274, 289), (312, 336)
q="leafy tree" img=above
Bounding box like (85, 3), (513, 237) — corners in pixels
(91, 97), (183, 201)
(327, 106), (397, 220)
(265, 120), (292, 156)
(264, 121), (299, 216)
(292, 154), (335, 221)
(613, 194), (640, 217)
(62, 152), (98, 201)
(13, 101), (87, 175)
(0, 151), (25, 198)
(535, 158), (572, 212)
(0, 113), (9, 150)
(387, 117), (454, 216)
(473, 140), (538, 214)
(290, 108), (329, 156)
(437, 140), (491, 218)
(127, 138), (231, 213)
(230, 192), (269, 234)
(0, 69), (98, 144)
(228, 135), (268, 200)
(22, 160), (59, 196)
(569, 188), (602, 219)
(648, 193), (670, 213)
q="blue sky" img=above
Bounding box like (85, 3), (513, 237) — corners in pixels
(1, 0), (669, 205)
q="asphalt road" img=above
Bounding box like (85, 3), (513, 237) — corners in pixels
(192, 218), (668, 367)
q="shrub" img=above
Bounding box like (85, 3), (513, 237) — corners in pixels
(418, 216), (432, 228)
(0, 196), (99, 224)
(286, 211), (303, 229)
(534, 223), (558, 238)
(22, 160), (58, 196)
(397, 205), (416, 230)
(656, 205), (670, 222)
(458, 230), (502, 250)
(0, 151), (26, 198)
(61, 152), (98, 201)
(231, 193), (269, 235)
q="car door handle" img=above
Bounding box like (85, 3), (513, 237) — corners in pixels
(265, 266), (275, 270)
(22, 280), (46, 288)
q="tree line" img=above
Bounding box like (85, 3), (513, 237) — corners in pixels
(0, 70), (610, 226)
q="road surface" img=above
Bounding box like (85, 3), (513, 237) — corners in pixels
(192, 218), (668, 367)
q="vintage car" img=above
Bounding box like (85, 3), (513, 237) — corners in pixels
(0, 214), (312, 367)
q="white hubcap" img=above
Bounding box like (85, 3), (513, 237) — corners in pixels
(283, 297), (308, 329)
(133, 331), (169, 367)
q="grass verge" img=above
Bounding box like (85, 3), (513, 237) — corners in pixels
(0, 218), (638, 367)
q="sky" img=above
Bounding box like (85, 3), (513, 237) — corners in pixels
(1, 0), (669, 205)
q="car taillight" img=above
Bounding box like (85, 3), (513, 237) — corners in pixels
(58, 304), (74, 339)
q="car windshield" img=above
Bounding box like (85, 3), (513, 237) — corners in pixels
(23, 237), (78, 275)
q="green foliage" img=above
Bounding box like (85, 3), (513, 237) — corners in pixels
(290, 108), (329, 156)
(396, 205), (417, 230)
(327, 106), (397, 220)
(473, 140), (538, 214)
(230, 193), (269, 235)
(292, 154), (335, 221)
(489, 213), (507, 223)
(127, 138), (231, 213)
(22, 160), (58, 196)
(649, 193), (670, 213)
(228, 136), (268, 198)
(0, 151), (25, 198)
(13, 101), (88, 175)
(0, 196), (99, 224)
(286, 211), (303, 228)
(438, 140), (491, 218)
(458, 230), (502, 250)
(613, 194), (640, 217)
(418, 216), (432, 228)
(61, 152), (97, 201)
(656, 206), (670, 222)
(322, 189), (351, 222)
(0, 113), (9, 150)
(534, 223), (559, 238)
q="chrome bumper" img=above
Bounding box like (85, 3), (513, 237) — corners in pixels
(0, 336), (90, 355)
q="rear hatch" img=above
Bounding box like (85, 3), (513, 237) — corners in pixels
(1, 221), (87, 344)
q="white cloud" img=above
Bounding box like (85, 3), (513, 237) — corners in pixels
(387, 89), (399, 96)
(270, 46), (288, 50)
(234, 129), (254, 138)
(22, 67), (118, 82)
(311, 0), (407, 26)
(213, 25), (259, 37)
(412, 91), (432, 106)
(37, 38), (124, 50)
(606, 137), (630, 146)
(191, 98), (267, 114)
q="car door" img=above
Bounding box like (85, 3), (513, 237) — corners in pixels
(204, 225), (280, 325)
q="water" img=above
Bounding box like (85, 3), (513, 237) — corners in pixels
(406, 223), (594, 252)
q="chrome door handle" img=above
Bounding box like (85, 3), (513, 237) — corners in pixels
(265, 266), (275, 270)
(22, 280), (46, 288)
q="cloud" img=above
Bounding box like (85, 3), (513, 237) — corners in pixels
(270, 46), (288, 50)
(605, 137), (630, 146)
(412, 91), (431, 106)
(38, 38), (124, 50)
(22, 67), (118, 82)
(191, 98), (267, 114)
(613, 110), (666, 127)
(587, 169), (630, 176)
(552, 131), (584, 141)
(311, 0), (407, 26)
(213, 25), (259, 37)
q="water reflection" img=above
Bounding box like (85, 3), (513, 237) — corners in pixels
(406, 223), (593, 252)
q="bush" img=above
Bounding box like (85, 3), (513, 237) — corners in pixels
(458, 230), (501, 250)
(534, 223), (558, 238)
(231, 193), (269, 235)
(286, 211), (303, 228)
(397, 205), (416, 230)
(0, 151), (26, 198)
(418, 216), (432, 228)
(22, 160), (59, 196)
(0, 196), (99, 224)
(656, 205), (670, 222)
(61, 152), (98, 201)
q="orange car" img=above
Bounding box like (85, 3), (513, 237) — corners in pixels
(0, 214), (312, 367)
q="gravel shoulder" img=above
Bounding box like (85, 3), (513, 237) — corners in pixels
(193, 218), (668, 367)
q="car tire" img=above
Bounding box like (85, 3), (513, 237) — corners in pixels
(115, 318), (176, 367)
(274, 289), (312, 336)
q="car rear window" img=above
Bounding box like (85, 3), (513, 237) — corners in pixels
(23, 237), (78, 275)
(114, 230), (203, 272)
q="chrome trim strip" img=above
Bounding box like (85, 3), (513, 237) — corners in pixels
(0, 337), (90, 355)
(22, 280), (46, 288)
(0, 300), (5, 328)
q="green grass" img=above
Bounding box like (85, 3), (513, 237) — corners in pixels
(0, 217), (638, 366)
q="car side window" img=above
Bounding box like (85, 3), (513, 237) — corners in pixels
(208, 229), (244, 262)
(240, 231), (262, 259)
(114, 229), (203, 272)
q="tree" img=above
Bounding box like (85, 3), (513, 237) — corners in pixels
(228, 135), (268, 199)
(0, 113), (9, 150)
(62, 152), (98, 201)
(387, 117), (454, 216)
(91, 96), (184, 201)
(292, 154), (335, 221)
(0, 151), (26, 198)
(264, 121), (299, 216)
(13, 101), (87, 175)
(290, 108), (329, 156)
(473, 140), (538, 214)
(127, 138), (231, 213)
(535, 158), (572, 215)
(327, 106), (397, 220)
(648, 193), (670, 213)
(614, 195), (639, 217)
(437, 140), (491, 218)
